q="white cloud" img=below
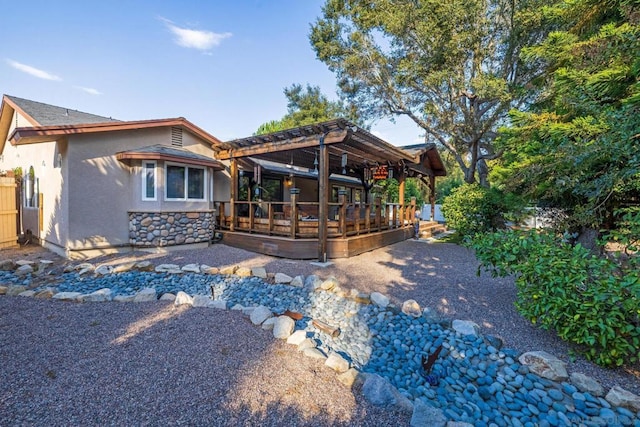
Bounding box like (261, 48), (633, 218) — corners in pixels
(75, 86), (102, 96)
(160, 17), (231, 51)
(6, 59), (62, 81)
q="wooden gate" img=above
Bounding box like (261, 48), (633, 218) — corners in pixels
(0, 177), (18, 249)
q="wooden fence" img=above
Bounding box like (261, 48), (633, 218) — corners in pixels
(0, 177), (18, 249)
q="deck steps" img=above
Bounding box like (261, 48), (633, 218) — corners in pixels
(418, 221), (447, 238)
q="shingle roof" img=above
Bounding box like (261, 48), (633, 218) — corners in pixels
(122, 144), (213, 162)
(115, 144), (224, 170)
(6, 95), (118, 126)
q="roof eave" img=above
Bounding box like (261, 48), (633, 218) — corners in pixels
(9, 117), (224, 147)
(116, 151), (224, 170)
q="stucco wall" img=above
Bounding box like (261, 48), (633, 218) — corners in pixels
(0, 110), (68, 248)
(66, 127), (217, 250)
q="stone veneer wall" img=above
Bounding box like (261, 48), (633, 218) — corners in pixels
(129, 211), (213, 247)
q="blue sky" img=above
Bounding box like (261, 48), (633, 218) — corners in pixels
(1, 0), (423, 145)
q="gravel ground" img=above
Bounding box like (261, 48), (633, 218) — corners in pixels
(1, 239), (639, 425)
(0, 298), (407, 426)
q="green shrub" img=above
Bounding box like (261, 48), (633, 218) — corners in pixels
(469, 229), (640, 367)
(441, 184), (523, 237)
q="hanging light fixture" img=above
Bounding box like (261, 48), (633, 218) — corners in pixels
(313, 151), (318, 174)
(341, 152), (348, 174)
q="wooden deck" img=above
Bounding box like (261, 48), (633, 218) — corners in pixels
(219, 220), (443, 259)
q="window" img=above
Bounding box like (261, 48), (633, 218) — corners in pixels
(142, 161), (157, 201)
(165, 163), (206, 201)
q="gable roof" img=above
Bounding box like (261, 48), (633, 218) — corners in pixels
(398, 143), (447, 177)
(3, 95), (118, 127)
(0, 95), (223, 151)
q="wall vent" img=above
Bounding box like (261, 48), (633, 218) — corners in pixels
(171, 127), (183, 147)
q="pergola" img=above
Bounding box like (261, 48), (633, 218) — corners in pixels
(214, 119), (446, 261)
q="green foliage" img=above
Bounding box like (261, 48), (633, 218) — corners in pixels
(495, 0), (640, 231)
(469, 229), (640, 367)
(255, 83), (358, 135)
(371, 178), (426, 205)
(311, 0), (554, 186)
(436, 176), (464, 204)
(441, 184), (524, 236)
(602, 207), (640, 257)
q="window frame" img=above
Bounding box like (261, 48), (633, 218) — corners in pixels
(141, 160), (157, 201)
(164, 161), (207, 202)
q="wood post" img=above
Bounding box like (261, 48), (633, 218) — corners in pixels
(375, 197), (382, 232)
(230, 158), (237, 232)
(355, 203), (361, 235)
(338, 190), (347, 238)
(398, 171), (405, 226)
(318, 137), (329, 262)
(268, 203), (274, 234)
(290, 188), (299, 239)
(365, 203), (371, 233)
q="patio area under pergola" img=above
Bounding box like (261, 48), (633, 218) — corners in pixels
(213, 119), (446, 261)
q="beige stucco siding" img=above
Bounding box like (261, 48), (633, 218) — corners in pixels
(0, 110), (68, 248)
(67, 127), (218, 249)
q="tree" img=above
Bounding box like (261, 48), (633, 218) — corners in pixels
(494, 0), (640, 231)
(255, 83), (358, 134)
(310, 0), (552, 186)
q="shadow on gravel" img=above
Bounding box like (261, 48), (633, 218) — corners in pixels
(0, 297), (405, 426)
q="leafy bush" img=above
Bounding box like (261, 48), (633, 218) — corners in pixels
(469, 229), (640, 367)
(441, 184), (523, 236)
(603, 207), (640, 257)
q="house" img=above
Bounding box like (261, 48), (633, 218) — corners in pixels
(0, 95), (225, 259)
(0, 95), (446, 260)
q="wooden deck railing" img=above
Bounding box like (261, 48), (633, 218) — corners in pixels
(214, 197), (418, 239)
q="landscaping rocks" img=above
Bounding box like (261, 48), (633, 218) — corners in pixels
(570, 372), (604, 397)
(362, 373), (413, 413)
(251, 267), (267, 279)
(325, 351), (350, 374)
(15, 264), (34, 276)
(155, 264), (181, 273)
(320, 276), (339, 291)
(192, 295), (212, 307)
(274, 273), (292, 284)
(181, 264), (201, 274)
(410, 399), (447, 427)
(133, 288), (157, 302)
(52, 292), (82, 301)
(451, 319), (479, 336)
(401, 299), (421, 317)
(235, 267), (252, 277)
(250, 305), (273, 325)
(273, 316), (295, 339)
(5, 259), (639, 426)
(605, 386), (640, 411)
(79, 288), (112, 302)
(519, 350), (568, 381)
(336, 368), (361, 388)
(6, 285), (27, 296)
(174, 291), (193, 306)
(286, 330), (307, 346)
(159, 293), (176, 301)
(290, 275), (304, 288)
(370, 292), (390, 308)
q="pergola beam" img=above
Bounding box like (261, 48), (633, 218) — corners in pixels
(216, 129), (348, 160)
